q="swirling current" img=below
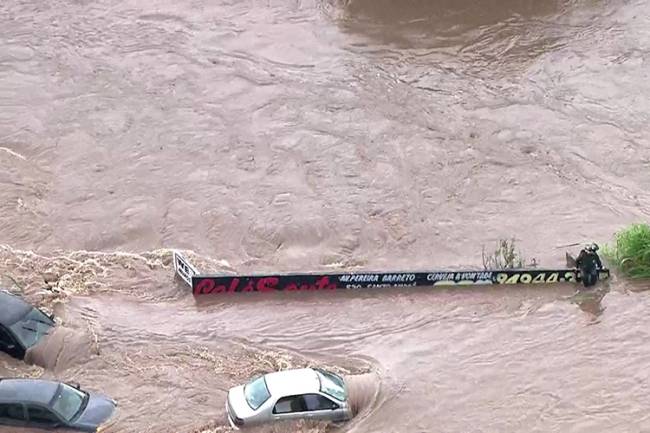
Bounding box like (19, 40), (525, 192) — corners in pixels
(1, 0), (650, 432)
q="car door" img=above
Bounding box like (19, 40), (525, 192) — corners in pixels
(271, 395), (308, 421)
(0, 403), (28, 428)
(26, 404), (63, 430)
(302, 394), (344, 421)
(0, 325), (23, 359)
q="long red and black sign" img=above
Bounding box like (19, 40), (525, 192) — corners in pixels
(190, 269), (611, 294)
(172, 253), (610, 295)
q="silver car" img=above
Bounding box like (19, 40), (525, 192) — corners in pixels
(226, 367), (351, 429)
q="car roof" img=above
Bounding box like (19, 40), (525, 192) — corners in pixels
(0, 290), (33, 327)
(264, 368), (320, 397)
(0, 378), (61, 406)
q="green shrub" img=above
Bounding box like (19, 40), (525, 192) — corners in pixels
(602, 223), (650, 279)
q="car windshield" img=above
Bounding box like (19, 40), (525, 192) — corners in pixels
(316, 369), (347, 402)
(8, 308), (54, 348)
(243, 375), (271, 410)
(50, 383), (87, 422)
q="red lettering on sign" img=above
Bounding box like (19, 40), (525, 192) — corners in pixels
(315, 276), (336, 290)
(227, 278), (240, 293)
(257, 277), (278, 292)
(242, 280), (255, 292)
(195, 279), (215, 295)
(194, 276), (340, 295)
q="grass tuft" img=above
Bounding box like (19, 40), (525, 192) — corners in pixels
(482, 238), (535, 270)
(602, 223), (650, 279)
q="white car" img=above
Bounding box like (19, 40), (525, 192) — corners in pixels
(226, 368), (351, 429)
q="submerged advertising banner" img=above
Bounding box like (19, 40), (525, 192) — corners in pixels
(172, 252), (610, 296)
(190, 269), (610, 295)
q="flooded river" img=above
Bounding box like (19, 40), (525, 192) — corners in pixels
(1, 0), (650, 431)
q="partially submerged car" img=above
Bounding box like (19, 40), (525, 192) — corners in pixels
(0, 377), (117, 432)
(0, 289), (55, 361)
(226, 367), (351, 429)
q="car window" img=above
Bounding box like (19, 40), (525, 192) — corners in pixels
(8, 308), (54, 349)
(27, 405), (59, 424)
(273, 396), (307, 414)
(0, 403), (26, 421)
(50, 383), (86, 422)
(303, 394), (339, 411)
(244, 376), (271, 410)
(315, 369), (347, 402)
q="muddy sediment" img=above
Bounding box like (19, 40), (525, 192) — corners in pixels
(2, 0), (650, 432)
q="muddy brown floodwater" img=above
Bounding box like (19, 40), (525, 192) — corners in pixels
(2, 0), (650, 432)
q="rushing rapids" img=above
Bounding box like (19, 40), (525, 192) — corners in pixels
(2, 0), (650, 432)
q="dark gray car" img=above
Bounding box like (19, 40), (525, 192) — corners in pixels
(0, 378), (117, 432)
(0, 289), (55, 360)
